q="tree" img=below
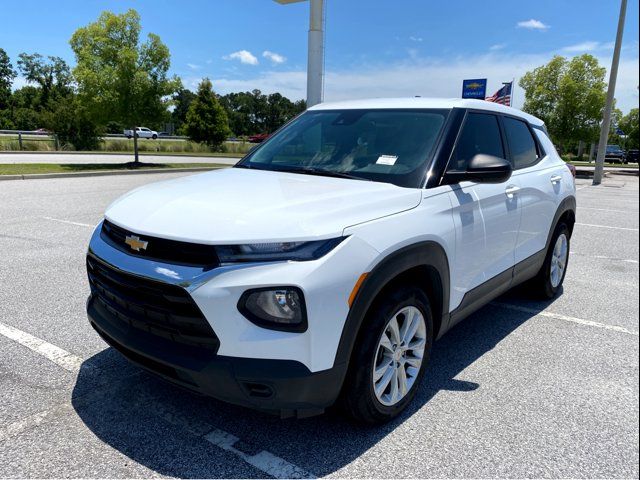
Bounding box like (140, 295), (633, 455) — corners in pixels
(16, 53), (72, 107)
(42, 99), (101, 150)
(184, 79), (230, 147)
(0, 48), (16, 109)
(519, 54), (607, 149)
(70, 9), (181, 128)
(618, 108), (639, 150)
(172, 87), (196, 133)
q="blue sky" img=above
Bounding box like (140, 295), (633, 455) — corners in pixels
(1, 0), (638, 111)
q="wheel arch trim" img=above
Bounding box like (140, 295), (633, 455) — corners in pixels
(333, 241), (450, 369)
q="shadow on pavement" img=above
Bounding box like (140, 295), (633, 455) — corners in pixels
(72, 288), (560, 478)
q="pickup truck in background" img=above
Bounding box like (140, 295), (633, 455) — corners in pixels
(123, 127), (159, 139)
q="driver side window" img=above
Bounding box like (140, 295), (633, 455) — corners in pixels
(449, 113), (505, 172)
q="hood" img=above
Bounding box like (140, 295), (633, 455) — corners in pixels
(105, 168), (422, 244)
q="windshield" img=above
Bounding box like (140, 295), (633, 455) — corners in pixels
(607, 145), (621, 151)
(236, 109), (449, 188)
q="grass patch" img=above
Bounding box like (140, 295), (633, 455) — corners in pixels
(0, 136), (254, 155)
(0, 162), (229, 176)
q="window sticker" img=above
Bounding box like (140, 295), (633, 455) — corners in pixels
(376, 155), (398, 165)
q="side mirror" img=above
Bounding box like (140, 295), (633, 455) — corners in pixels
(445, 154), (513, 184)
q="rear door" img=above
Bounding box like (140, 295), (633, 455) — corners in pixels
(502, 117), (564, 264)
(446, 112), (521, 310)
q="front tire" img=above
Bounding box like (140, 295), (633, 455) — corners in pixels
(530, 223), (570, 299)
(152, 134), (158, 140)
(341, 285), (433, 424)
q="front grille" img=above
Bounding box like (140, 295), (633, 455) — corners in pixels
(87, 255), (219, 351)
(101, 220), (219, 268)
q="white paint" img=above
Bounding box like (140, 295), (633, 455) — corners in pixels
(0, 404), (72, 442)
(579, 206), (639, 214)
(576, 222), (639, 232)
(42, 216), (95, 228)
(492, 302), (639, 336)
(205, 428), (315, 479)
(0, 321), (84, 372)
(572, 252), (638, 264)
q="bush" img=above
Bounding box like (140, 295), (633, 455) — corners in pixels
(43, 100), (101, 150)
(12, 108), (40, 130)
(105, 120), (124, 134)
(0, 109), (15, 129)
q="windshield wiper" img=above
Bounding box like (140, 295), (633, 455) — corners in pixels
(277, 166), (369, 181)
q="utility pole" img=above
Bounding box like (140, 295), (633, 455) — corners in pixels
(593, 0), (627, 185)
(274, 0), (325, 107)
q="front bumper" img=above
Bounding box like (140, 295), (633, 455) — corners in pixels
(88, 294), (346, 416)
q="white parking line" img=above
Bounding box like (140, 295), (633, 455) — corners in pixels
(572, 252), (638, 264)
(580, 206), (639, 214)
(576, 222), (639, 232)
(206, 429), (315, 479)
(492, 302), (639, 336)
(0, 320), (314, 477)
(0, 321), (84, 372)
(42, 216), (95, 228)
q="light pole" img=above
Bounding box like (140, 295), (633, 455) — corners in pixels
(593, 0), (627, 185)
(274, 0), (325, 107)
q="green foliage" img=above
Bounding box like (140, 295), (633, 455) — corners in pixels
(105, 120), (125, 134)
(0, 109), (15, 129)
(70, 9), (181, 128)
(185, 79), (230, 147)
(219, 89), (306, 136)
(519, 54), (606, 148)
(618, 108), (639, 150)
(42, 100), (101, 150)
(0, 48), (16, 109)
(17, 53), (72, 107)
(172, 88), (196, 133)
(12, 108), (41, 130)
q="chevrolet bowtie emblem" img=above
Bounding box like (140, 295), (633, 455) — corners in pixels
(125, 235), (149, 252)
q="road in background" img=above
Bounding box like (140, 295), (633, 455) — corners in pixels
(0, 172), (638, 478)
(0, 153), (240, 166)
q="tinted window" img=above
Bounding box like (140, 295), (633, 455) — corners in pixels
(503, 117), (539, 169)
(448, 113), (504, 171)
(238, 109), (448, 188)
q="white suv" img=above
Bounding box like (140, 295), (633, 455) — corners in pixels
(87, 98), (576, 423)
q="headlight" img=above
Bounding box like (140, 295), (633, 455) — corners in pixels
(238, 287), (307, 332)
(216, 237), (345, 263)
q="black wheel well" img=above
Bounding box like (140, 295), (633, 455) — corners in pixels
(559, 209), (576, 236)
(371, 265), (445, 338)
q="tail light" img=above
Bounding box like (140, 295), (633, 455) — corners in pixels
(566, 163), (577, 180)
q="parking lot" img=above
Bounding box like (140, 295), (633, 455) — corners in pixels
(0, 172), (638, 478)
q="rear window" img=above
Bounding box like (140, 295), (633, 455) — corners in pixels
(503, 117), (539, 169)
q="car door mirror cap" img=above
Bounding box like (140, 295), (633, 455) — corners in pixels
(445, 154), (513, 185)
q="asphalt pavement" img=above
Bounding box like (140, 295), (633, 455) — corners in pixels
(0, 171), (638, 478)
(0, 153), (240, 166)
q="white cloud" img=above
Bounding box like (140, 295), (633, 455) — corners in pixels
(187, 63), (201, 70)
(262, 50), (287, 64)
(517, 19), (550, 30)
(207, 50), (639, 113)
(489, 43), (506, 51)
(223, 50), (259, 65)
(409, 36), (423, 43)
(562, 41), (613, 52)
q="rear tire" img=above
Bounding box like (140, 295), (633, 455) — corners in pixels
(341, 285), (433, 424)
(530, 223), (570, 299)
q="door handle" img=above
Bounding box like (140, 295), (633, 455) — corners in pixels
(550, 175), (563, 184)
(505, 185), (520, 198)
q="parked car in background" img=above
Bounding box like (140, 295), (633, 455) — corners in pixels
(604, 144), (627, 164)
(87, 98), (576, 424)
(626, 149), (639, 164)
(123, 127), (158, 139)
(248, 133), (270, 143)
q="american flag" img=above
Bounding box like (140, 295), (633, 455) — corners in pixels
(485, 82), (512, 106)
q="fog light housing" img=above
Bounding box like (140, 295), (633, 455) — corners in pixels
(238, 287), (307, 332)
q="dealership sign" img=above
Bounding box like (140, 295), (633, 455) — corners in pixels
(462, 79), (487, 99)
